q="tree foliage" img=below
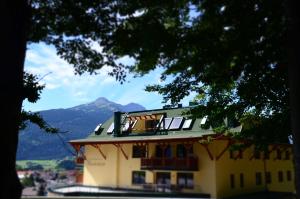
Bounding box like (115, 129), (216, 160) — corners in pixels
(21, 174), (35, 187)
(21, 72), (58, 133)
(2, 1), (296, 198)
(55, 159), (76, 170)
(27, 0), (290, 144)
(121, 0), (289, 144)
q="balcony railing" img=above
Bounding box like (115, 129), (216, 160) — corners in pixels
(141, 157), (198, 171)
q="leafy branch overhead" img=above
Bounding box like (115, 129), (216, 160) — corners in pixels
(1, 1), (297, 199)
(22, 72), (44, 103)
(21, 72), (58, 133)
(28, 1), (289, 143)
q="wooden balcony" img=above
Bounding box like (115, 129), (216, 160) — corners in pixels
(141, 157), (198, 171)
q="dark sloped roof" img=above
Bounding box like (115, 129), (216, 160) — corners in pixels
(70, 107), (242, 144)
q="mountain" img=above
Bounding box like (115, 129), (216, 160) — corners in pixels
(17, 97), (145, 160)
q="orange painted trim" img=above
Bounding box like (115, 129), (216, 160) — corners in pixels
(91, 144), (107, 160)
(201, 144), (214, 160)
(113, 144), (129, 160)
(216, 140), (232, 160)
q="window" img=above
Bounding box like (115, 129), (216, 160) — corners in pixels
(132, 145), (147, 158)
(176, 144), (193, 158)
(182, 119), (194, 129)
(287, 170), (292, 181)
(156, 172), (171, 185)
(155, 145), (163, 157)
(94, 123), (102, 131)
(155, 145), (172, 158)
(200, 115), (208, 125)
(107, 123), (114, 134)
(285, 151), (290, 160)
(277, 149), (282, 160)
(256, 172), (262, 185)
(265, 172), (272, 184)
(230, 174), (235, 189)
(177, 173), (194, 189)
(94, 123), (103, 135)
(240, 173), (244, 188)
(278, 171), (283, 182)
(145, 119), (158, 130)
(161, 118), (173, 129)
(169, 117), (184, 130)
(132, 171), (145, 185)
(165, 145), (172, 158)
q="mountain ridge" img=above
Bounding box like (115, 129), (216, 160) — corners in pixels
(17, 97), (145, 160)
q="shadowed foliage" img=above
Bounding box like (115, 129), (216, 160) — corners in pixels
(1, 0), (299, 198)
(21, 72), (58, 133)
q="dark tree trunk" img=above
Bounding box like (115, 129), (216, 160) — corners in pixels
(0, 0), (29, 198)
(287, 0), (300, 197)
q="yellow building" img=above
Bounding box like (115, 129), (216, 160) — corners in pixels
(70, 107), (295, 198)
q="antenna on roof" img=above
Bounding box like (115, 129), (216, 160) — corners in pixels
(162, 105), (172, 109)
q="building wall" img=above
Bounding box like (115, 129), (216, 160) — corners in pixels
(145, 142), (217, 196)
(82, 140), (294, 198)
(83, 143), (155, 189)
(264, 148), (295, 193)
(82, 141), (216, 196)
(194, 142), (217, 197)
(117, 143), (147, 189)
(214, 140), (295, 198)
(83, 144), (118, 187)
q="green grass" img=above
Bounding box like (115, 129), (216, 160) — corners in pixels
(17, 160), (59, 170)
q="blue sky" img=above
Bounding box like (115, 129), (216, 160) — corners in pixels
(23, 43), (196, 111)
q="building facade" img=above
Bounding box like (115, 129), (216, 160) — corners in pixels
(70, 107), (295, 198)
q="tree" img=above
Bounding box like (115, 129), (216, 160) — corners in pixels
(25, 162), (44, 171)
(20, 72), (58, 133)
(1, 0), (298, 198)
(90, 0), (298, 194)
(21, 173), (35, 187)
(55, 159), (76, 170)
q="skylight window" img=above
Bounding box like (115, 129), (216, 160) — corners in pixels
(94, 123), (103, 135)
(200, 116), (208, 125)
(161, 118), (173, 130)
(94, 123), (102, 132)
(107, 123), (114, 134)
(182, 119), (194, 129)
(169, 117), (184, 130)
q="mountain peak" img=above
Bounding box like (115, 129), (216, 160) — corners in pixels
(94, 97), (110, 103)
(71, 97), (145, 113)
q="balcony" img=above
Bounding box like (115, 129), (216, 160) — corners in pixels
(141, 157), (198, 171)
